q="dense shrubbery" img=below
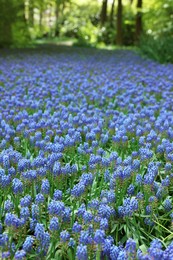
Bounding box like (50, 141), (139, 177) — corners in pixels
(0, 47), (173, 259)
(139, 34), (173, 63)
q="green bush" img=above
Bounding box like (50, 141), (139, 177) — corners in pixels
(140, 34), (173, 63)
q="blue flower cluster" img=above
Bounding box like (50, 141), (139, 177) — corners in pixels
(0, 47), (173, 259)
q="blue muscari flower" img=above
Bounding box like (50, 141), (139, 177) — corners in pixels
(130, 197), (138, 211)
(1, 175), (11, 187)
(156, 186), (166, 199)
(35, 193), (45, 204)
(132, 159), (140, 171)
(14, 250), (26, 259)
(22, 236), (34, 252)
(30, 218), (37, 232)
(127, 184), (135, 195)
(117, 251), (128, 260)
(68, 238), (75, 247)
(49, 217), (59, 231)
(62, 207), (71, 222)
(125, 238), (136, 255)
(156, 144), (164, 154)
(143, 172), (155, 185)
(123, 156), (132, 166)
(132, 151), (139, 158)
(0, 168), (5, 178)
(2, 251), (11, 259)
(20, 195), (32, 207)
(31, 204), (39, 220)
(107, 190), (116, 203)
(162, 176), (170, 187)
(60, 230), (70, 242)
(22, 170), (37, 181)
(71, 182), (85, 197)
(70, 164), (77, 174)
(79, 230), (93, 245)
(37, 167), (47, 177)
(102, 157), (110, 167)
(34, 223), (46, 241)
(94, 229), (105, 244)
(48, 200), (65, 216)
(92, 140), (98, 148)
(41, 179), (50, 194)
(8, 167), (16, 176)
(139, 148), (153, 161)
(104, 169), (110, 182)
(148, 196), (157, 204)
(83, 211), (93, 223)
(12, 178), (23, 194)
(110, 245), (119, 260)
(164, 198), (172, 212)
(61, 163), (71, 175)
(72, 221), (82, 233)
(32, 156), (45, 168)
(20, 207), (30, 221)
(136, 174), (143, 185)
(102, 237), (113, 255)
(2, 155), (10, 169)
(76, 244), (88, 260)
(148, 239), (163, 260)
(136, 192), (144, 200)
(118, 206), (124, 217)
(77, 203), (86, 217)
(18, 159), (30, 172)
(0, 233), (9, 247)
(145, 205), (152, 214)
(53, 189), (62, 200)
(165, 162), (172, 172)
(97, 148), (105, 156)
(5, 213), (22, 228)
(98, 204), (112, 219)
(163, 241), (173, 259)
(122, 166), (132, 179)
(81, 173), (93, 186)
(4, 199), (14, 212)
(37, 231), (50, 254)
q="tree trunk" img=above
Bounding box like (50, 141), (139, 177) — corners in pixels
(135, 0), (143, 43)
(110, 0), (115, 27)
(116, 0), (123, 45)
(55, 2), (59, 36)
(0, 0), (14, 47)
(29, 0), (34, 27)
(39, 8), (43, 33)
(100, 0), (108, 26)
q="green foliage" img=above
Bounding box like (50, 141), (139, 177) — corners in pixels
(59, 2), (99, 46)
(143, 0), (173, 39)
(139, 34), (173, 63)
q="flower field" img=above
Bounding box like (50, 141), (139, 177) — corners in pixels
(0, 47), (173, 259)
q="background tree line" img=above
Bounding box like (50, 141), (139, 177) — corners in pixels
(0, 0), (173, 62)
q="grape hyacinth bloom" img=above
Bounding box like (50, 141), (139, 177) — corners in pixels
(41, 179), (50, 195)
(49, 217), (59, 231)
(22, 236), (34, 252)
(76, 244), (88, 260)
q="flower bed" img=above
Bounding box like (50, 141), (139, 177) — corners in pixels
(0, 47), (173, 259)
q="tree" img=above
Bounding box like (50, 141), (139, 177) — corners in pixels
(100, 0), (108, 26)
(110, 0), (115, 27)
(28, 0), (34, 27)
(116, 0), (123, 45)
(0, 0), (15, 47)
(135, 0), (143, 43)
